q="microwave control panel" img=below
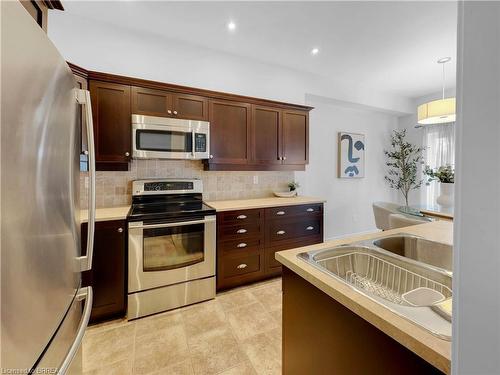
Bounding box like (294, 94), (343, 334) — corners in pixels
(194, 133), (207, 152)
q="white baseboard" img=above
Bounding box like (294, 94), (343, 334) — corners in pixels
(325, 228), (382, 242)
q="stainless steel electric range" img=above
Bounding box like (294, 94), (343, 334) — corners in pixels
(127, 179), (216, 319)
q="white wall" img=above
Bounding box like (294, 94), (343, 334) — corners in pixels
(295, 95), (399, 239)
(48, 13), (413, 115)
(452, 2), (500, 373)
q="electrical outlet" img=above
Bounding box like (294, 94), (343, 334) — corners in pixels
(253, 175), (259, 184)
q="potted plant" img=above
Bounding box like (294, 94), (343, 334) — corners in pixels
(288, 181), (300, 195)
(384, 129), (425, 211)
(424, 165), (455, 207)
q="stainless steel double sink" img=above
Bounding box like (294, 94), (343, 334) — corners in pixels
(298, 233), (453, 340)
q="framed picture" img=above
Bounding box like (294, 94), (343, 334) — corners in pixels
(338, 132), (365, 178)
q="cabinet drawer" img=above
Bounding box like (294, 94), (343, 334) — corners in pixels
(265, 204), (323, 219)
(218, 223), (262, 240)
(218, 237), (263, 253)
(266, 217), (321, 245)
(266, 236), (322, 270)
(218, 209), (263, 225)
(220, 252), (262, 279)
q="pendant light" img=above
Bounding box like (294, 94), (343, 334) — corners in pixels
(417, 57), (456, 125)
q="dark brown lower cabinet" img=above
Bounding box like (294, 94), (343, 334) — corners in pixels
(81, 220), (127, 324)
(216, 204), (323, 290)
(282, 267), (444, 374)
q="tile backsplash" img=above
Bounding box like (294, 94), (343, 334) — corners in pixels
(80, 160), (294, 209)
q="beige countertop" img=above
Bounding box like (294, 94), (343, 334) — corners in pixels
(80, 206), (130, 223)
(205, 196), (326, 212)
(276, 221), (453, 374)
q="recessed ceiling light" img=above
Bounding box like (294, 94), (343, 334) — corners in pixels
(227, 21), (236, 31)
(311, 48), (319, 55)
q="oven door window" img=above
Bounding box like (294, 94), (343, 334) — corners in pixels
(136, 129), (192, 153)
(143, 223), (204, 272)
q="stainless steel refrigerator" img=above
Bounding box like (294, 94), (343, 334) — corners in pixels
(1, 2), (96, 373)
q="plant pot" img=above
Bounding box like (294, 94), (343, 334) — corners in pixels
(436, 182), (454, 208)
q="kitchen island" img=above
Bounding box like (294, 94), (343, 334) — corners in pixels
(276, 221), (452, 374)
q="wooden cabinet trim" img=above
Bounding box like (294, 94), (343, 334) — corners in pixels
(87, 70), (312, 111)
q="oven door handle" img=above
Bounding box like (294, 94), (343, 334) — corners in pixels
(129, 217), (216, 230)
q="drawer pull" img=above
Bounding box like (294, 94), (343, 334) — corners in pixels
(236, 229), (247, 234)
(306, 226), (314, 231)
(237, 243), (247, 248)
(237, 215), (247, 219)
(276, 211), (286, 216)
(237, 263), (247, 269)
(276, 230), (286, 235)
(306, 208), (314, 212)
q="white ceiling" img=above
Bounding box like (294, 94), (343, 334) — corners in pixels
(62, 1), (457, 99)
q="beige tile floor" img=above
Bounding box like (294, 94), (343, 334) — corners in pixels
(82, 278), (282, 375)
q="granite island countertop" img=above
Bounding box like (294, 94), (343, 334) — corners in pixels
(205, 196), (325, 212)
(276, 220), (453, 374)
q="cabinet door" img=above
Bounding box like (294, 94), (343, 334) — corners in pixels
(131, 86), (172, 117)
(82, 220), (126, 324)
(251, 105), (282, 165)
(209, 100), (251, 164)
(89, 81), (131, 166)
(173, 93), (208, 121)
(282, 110), (308, 165)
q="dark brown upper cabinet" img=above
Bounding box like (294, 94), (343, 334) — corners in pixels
(282, 109), (309, 165)
(132, 86), (208, 121)
(208, 100), (251, 165)
(173, 93), (208, 121)
(72, 66), (311, 171)
(251, 105), (282, 165)
(131, 86), (171, 117)
(89, 80), (131, 170)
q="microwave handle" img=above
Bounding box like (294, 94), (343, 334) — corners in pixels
(191, 130), (195, 157)
(129, 217), (216, 230)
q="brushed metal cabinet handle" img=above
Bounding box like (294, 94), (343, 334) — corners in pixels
(167, 110), (172, 114)
(276, 230), (286, 235)
(237, 243), (247, 248)
(236, 229), (247, 234)
(306, 208), (314, 212)
(125, 152), (130, 157)
(117, 228), (123, 233)
(237, 215), (247, 219)
(237, 263), (247, 269)
(276, 211), (285, 216)
(283, 156), (287, 161)
(209, 154), (214, 159)
(306, 226), (314, 231)
(173, 110), (178, 115)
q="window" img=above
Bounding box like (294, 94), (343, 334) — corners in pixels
(422, 123), (455, 206)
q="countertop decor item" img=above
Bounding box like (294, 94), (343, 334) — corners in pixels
(274, 190), (297, 198)
(288, 181), (300, 192)
(384, 129), (425, 208)
(424, 165), (455, 207)
(417, 57), (456, 126)
(338, 132), (365, 178)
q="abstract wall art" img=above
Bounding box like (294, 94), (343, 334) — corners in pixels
(338, 132), (365, 178)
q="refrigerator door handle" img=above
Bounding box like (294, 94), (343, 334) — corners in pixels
(76, 89), (96, 272)
(58, 286), (93, 375)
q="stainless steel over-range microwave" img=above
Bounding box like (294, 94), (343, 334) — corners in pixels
(132, 114), (210, 160)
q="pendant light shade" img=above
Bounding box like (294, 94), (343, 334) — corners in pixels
(417, 57), (456, 125)
(417, 97), (456, 124)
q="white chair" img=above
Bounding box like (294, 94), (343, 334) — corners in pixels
(372, 202), (401, 230)
(388, 213), (433, 230)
